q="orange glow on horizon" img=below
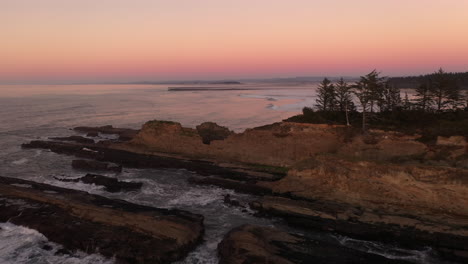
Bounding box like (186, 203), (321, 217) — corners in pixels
(1, 0), (467, 82)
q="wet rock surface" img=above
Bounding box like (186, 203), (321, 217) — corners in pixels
(22, 140), (272, 181)
(49, 136), (95, 144)
(223, 194), (243, 208)
(54, 174), (142, 193)
(250, 196), (468, 263)
(218, 224), (411, 264)
(0, 176), (204, 264)
(73, 125), (139, 141)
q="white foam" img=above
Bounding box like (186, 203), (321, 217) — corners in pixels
(337, 236), (435, 263)
(266, 103), (279, 110)
(0, 222), (113, 264)
(11, 158), (28, 165)
(43, 178), (106, 195)
(167, 186), (228, 207)
(82, 148), (98, 152)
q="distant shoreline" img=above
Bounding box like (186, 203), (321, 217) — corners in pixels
(168, 87), (257, 91)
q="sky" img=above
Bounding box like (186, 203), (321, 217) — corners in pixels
(1, 0), (468, 83)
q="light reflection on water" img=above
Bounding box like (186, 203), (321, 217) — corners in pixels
(0, 83), (317, 132)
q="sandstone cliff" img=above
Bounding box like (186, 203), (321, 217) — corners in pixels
(119, 120), (460, 167)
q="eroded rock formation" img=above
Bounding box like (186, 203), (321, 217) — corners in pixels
(218, 224), (410, 264)
(0, 176), (204, 264)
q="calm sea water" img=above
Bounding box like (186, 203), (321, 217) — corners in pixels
(0, 84), (440, 263)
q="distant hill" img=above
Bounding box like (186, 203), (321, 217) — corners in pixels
(388, 71), (468, 89)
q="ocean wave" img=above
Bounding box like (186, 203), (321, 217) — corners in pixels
(11, 158), (28, 165)
(0, 222), (113, 264)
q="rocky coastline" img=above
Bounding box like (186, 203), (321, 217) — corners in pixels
(4, 119), (467, 263)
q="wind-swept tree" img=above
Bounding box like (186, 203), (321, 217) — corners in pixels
(403, 92), (412, 110)
(413, 80), (432, 111)
(335, 78), (353, 125)
(352, 70), (387, 132)
(315, 78), (336, 111)
(352, 78), (371, 132)
(365, 70), (386, 113)
(381, 82), (401, 112)
(464, 92), (468, 111)
(430, 68), (462, 111)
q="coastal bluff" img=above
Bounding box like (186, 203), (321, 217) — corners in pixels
(20, 120), (468, 262)
(116, 120), (437, 167)
(111, 120), (468, 261)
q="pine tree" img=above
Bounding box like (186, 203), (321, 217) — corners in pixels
(352, 70), (387, 132)
(381, 82), (401, 112)
(430, 68), (462, 111)
(335, 78), (353, 125)
(352, 78), (371, 132)
(315, 78), (336, 111)
(413, 80), (432, 111)
(365, 70), (386, 113)
(403, 92), (412, 110)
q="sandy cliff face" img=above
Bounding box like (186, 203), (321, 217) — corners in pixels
(337, 129), (428, 161)
(119, 120), (468, 236)
(123, 121), (439, 167)
(261, 156), (468, 225)
(126, 121), (344, 166)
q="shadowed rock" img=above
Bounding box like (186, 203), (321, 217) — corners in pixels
(86, 132), (99, 137)
(22, 140), (267, 181)
(55, 174), (142, 193)
(223, 194), (243, 208)
(74, 125), (139, 141)
(196, 122), (233, 144)
(72, 159), (122, 172)
(250, 196), (468, 263)
(218, 224), (410, 264)
(0, 176), (204, 264)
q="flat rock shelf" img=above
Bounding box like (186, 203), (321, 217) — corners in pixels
(0, 176), (204, 264)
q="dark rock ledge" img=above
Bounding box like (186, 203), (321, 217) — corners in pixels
(218, 224), (411, 264)
(0, 176), (204, 264)
(21, 140), (273, 182)
(49, 136), (95, 144)
(249, 196), (468, 263)
(73, 125), (139, 141)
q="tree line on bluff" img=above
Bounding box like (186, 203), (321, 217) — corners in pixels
(287, 68), (468, 137)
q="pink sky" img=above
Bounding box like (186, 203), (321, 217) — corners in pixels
(1, 0), (467, 83)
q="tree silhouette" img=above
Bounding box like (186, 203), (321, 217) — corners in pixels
(381, 82), (401, 112)
(413, 80), (432, 111)
(352, 70), (387, 132)
(335, 78), (353, 125)
(352, 77), (371, 131)
(315, 78), (336, 111)
(403, 92), (412, 110)
(430, 68), (462, 111)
